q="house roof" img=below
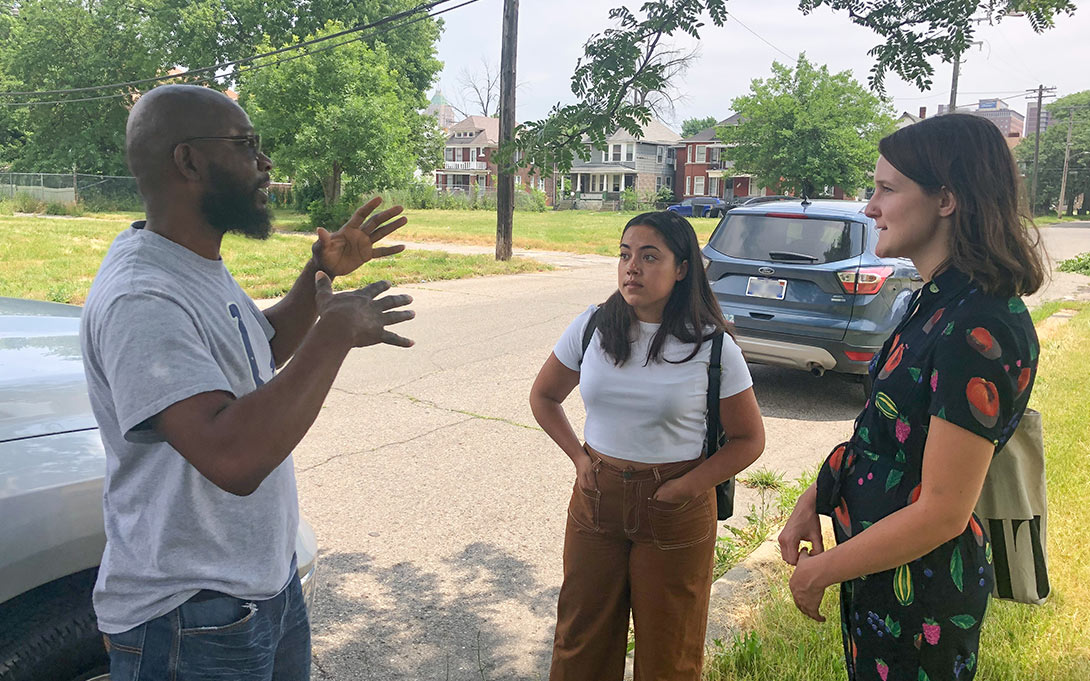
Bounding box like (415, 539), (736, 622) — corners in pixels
(447, 115), (501, 146)
(581, 118), (681, 145)
(680, 114), (742, 143)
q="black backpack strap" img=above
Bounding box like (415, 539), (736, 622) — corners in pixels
(705, 331), (724, 457)
(579, 307), (601, 367)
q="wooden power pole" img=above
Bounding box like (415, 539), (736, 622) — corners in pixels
(495, 0), (518, 261)
(1057, 110), (1075, 219)
(1026, 84), (1056, 212)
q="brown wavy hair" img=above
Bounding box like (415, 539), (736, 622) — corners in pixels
(878, 113), (1046, 297)
(598, 211), (731, 366)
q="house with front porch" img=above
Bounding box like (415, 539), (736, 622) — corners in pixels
(433, 115), (554, 197)
(568, 119), (680, 200)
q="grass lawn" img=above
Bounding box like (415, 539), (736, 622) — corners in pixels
(1035, 214), (1089, 226)
(273, 208), (721, 256)
(706, 302), (1090, 680)
(0, 214), (549, 305)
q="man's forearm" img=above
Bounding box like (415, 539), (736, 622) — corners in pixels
(264, 259), (323, 366)
(198, 320), (350, 495)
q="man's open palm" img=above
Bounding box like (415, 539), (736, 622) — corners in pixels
(312, 197), (407, 277)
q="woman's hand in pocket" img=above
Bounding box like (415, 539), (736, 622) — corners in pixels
(574, 452), (597, 493)
(652, 477), (696, 505)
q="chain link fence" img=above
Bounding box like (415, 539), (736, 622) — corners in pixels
(0, 173), (142, 211)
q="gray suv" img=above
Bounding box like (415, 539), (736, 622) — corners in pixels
(701, 200), (922, 396)
(0, 297), (319, 681)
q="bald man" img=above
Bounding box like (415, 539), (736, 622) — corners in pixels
(80, 84), (414, 680)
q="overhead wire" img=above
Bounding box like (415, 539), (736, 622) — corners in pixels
(0, 0), (477, 106)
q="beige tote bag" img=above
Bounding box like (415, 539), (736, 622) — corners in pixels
(974, 408), (1050, 605)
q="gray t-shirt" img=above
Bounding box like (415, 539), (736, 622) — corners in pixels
(80, 223), (298, 634)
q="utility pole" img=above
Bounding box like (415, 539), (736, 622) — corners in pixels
(1057, 110), (1074, 219)
(948, 57), (961, 114)
(1025, 84), (1056, 212)
(1056, 105), (1090, 218)
(495, 0), (518, 261)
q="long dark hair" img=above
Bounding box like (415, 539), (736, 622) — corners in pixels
(878, 113), (1045, 297)
(598, 211), (730, 366)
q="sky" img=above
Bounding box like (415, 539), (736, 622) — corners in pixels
(431, 0), (1089, 132)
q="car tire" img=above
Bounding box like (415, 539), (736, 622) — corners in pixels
(0, 570), (109, 681)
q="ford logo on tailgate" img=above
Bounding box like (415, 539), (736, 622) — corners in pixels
(758, 267), (775, 275)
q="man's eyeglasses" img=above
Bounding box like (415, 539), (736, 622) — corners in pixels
(175, 134), (262, 158)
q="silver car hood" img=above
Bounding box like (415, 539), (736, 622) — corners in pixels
(0, 298), (95, 443)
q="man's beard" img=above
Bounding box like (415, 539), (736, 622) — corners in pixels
(200, 163), (271, 239)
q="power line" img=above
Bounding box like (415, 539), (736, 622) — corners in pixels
(725, 11), (796, 62)
(0, 0), (465, 103)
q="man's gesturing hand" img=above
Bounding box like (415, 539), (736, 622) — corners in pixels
(311, 197), (408, 277)
(313, 271), (414, 348)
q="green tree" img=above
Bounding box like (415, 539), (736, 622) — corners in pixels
(136, 0), (442, 99)
(0, 0), (164, 173)
(719, 54), (895, 197)
(502, 0), (1074, 175)
(238, 21), (431, 205)
(681, 116), (718, 138)
(1016, 91), (1090, 215)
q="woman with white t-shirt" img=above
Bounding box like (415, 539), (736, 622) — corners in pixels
(530, 211), (765, 681)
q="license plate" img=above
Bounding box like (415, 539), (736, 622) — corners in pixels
(746, 276), (787, 300)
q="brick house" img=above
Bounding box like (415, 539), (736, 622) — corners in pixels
(433, 115), (554, 198)
(568, 119), (680, 199)
(674, 114), (778, 201)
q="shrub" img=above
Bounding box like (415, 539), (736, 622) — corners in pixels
(11, 193), (45, 214)
(1058, 252), (1090, 276)
(620, 187), (639, 211)
(307, 198), (358, 231)
(45, 201), (83, 217)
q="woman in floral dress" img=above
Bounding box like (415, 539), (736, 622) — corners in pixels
(778, 113), (1046, 681)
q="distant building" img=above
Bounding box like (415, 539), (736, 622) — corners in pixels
(895, 107), (928, 129)
(569, 118), (680, 197)
(424, 91), (459, 134)
(1026, 101), (1053, 137)
(674, 113), (775, 200)
(433, 115), (554, 199)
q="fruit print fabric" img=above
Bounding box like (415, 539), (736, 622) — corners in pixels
(815, 268), (1039, 680)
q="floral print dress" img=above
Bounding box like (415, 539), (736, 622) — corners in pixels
(816, 268), (1039, 681)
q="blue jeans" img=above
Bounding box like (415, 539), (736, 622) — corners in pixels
(103, 568), (310, 681)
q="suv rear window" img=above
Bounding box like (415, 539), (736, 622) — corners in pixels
(708, 214), (864, 264)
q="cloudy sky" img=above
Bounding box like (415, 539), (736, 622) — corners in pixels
(432, 0), (1087, 131)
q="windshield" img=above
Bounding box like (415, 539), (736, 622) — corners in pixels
(708, 214), (864, 264)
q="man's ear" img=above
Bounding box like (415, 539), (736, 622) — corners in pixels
(172, 143), (203, 182)
(938, 186), (957, 218)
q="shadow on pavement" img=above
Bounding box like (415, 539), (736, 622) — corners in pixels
(310, 543), (557, 681)
(748, 364), (866, 423)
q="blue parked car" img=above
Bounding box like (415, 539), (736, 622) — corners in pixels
(701, 199), (923, 397)
(667, 197), (728, 218)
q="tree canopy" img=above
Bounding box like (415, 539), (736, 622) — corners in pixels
(502, 0), (1074, 175)
(681, 116), (718, 138)
(719, 55), (895, 197)
(238, 21), (441, 205)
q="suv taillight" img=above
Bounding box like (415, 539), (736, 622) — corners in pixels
(838, 266), (894, 295)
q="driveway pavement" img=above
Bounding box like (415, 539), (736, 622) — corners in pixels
(291, 226), (1090, 680)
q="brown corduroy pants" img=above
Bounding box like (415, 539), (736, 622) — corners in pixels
(548, 451), (717, 681)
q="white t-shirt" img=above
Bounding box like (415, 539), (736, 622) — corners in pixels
(553, 305), (753, 464)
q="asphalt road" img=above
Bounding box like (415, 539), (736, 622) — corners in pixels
(290, 226), (1090, 681)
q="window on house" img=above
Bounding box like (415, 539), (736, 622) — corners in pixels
(626, 144), (634, 162)
(445, 148), (454, 161)
(515, 175), (522, 186)
(612, 144), (622, 162)
(694, 176), (705, 195)
(689, 145), (695, 163)
(612, 175), (621, 192)
(709, 177), (719, 196)
(666, 176), (673, 188)
(656, 147), (664, 164)
(686, 176), (691, 195)
(656, 176), (663, 190)
(696, 145), (707, 163)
